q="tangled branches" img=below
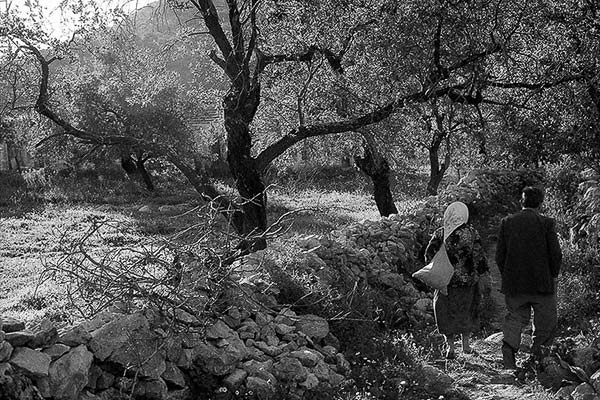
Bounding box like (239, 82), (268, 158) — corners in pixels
(38, 198), (300, 328)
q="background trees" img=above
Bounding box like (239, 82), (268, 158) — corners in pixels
(2, 0), (600, 248)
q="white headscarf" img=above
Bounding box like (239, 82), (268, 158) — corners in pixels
(443, 201), (469, 241)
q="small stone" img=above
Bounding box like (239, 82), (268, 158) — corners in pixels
(299, 373), (319, 390)
(162, 362), (186, 389)
(246, 376), (275, 398)
(176, 348), (194, 369)
(253, 341), (283, 357)
(274, 324), (295, 336)
(138, 205), (152, 213)
(295, 315), (329, 341)
(290, 349), (320, 368)
(206, 320), (235, 340)
(272, 357), (307, 382)
(35, 376), (51, 397)
(255, 312), (272, 327)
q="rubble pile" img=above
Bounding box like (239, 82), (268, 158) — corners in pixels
(0, 307), (350, 400)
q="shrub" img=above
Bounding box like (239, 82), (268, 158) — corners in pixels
(557, 242), (600, 332)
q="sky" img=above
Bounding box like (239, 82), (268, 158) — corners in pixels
(3, 0), (155, 39)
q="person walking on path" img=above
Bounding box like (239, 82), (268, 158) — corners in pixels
(495, 186), (562, 370)
(425, 201), (489, 359)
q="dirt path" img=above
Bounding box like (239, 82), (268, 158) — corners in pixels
(439, 243), (553, 400)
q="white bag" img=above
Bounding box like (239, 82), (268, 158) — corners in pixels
(412, 243), (454, 295)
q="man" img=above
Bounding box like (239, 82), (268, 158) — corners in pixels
(495, 186), (562, 370)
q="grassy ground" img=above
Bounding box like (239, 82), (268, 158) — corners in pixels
(0, 180), (394, 326)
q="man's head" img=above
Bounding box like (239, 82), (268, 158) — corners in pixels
(521, 186), (545, 209)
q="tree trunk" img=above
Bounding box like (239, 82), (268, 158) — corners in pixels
(426, 146), (449, 195)
(224, 92), (267, 251)
(354, 131), (398, 217)
(135, 157), (155, 192)
(120, 153), (155, 192)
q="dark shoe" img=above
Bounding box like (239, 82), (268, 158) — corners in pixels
(502, 343), (517, 369)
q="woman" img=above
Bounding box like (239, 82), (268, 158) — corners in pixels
(424, 201), (488, 358)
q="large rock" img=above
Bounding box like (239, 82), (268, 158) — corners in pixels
(5, 330), (36, 347)
(43, 344), (70, 361)
(0, 340), (13, 362)
(1, 316), (25, 333)
(571, 383), (600, 400)
(294, 315), (329, 341)
(88, 312), (148, 361)
(30, 319), (58, 348)
(420, 364), (454, 395)
(9, 347), (51, 378)
(59, 326), (92, 347)
(193, 338), (247, 376)
(48, 344), (93, 400)
(88, 312), (166, 380)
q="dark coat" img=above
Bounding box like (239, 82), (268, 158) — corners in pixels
(495, 208), (562, 295)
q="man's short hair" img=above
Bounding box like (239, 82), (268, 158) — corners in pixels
(522, 186), (544, 208)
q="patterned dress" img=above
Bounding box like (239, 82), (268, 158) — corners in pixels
(424, 224), (488, 335)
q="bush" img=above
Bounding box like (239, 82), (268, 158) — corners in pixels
(0, 171), (27, 206)
(557, 242), (600, 332)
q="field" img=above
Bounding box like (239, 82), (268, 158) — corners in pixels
(0, 179), (393, 326)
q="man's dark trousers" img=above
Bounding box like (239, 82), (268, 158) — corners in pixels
(503, 292), (557, 358)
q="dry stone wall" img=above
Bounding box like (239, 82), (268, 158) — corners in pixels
(0, 306), (349, 400)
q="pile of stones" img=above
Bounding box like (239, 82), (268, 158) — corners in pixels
(0, 306), (349, 400)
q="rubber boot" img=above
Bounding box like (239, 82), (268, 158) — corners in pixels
(502, 342), (517, 369)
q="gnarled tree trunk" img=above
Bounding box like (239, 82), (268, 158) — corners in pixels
(354, 130), (398, 217)
(224, 87), (267, 251)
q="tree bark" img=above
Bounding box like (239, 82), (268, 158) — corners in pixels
(224, 87), (267, 251)
(135, 156), (155, 192)
(354, 130), (398, 217)
(426, 146), (447, 195)
(120, 154), (154, 192)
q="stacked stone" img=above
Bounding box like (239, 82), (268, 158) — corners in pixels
(0, 306), (349, 400)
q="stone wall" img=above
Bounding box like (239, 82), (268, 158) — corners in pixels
(0, 306), (349, 400)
